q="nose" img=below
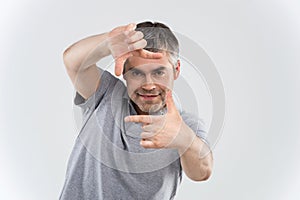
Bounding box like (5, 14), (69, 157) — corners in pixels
(141, 74), (156, 91)
(141, 83), (156, 91)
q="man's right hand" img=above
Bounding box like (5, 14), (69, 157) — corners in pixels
(107, 23), (163, 76)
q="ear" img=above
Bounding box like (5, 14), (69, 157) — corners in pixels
(173, 60), (180, 80)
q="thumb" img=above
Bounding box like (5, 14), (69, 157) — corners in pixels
(166, 91), (177, 114)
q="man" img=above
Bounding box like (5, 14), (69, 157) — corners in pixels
(60, 21), (213, 200)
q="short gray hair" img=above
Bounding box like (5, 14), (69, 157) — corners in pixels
(136, 21), (179, 66)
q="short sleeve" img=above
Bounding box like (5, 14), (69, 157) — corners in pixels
(180, 111), (211, 149)
(73, 69), (118, 115)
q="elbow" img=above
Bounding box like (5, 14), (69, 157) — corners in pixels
(200, 168), (212, 181)
(190, 167), (212, 182)
(63, 48), (72, 69)
(63, 47), (80, 72)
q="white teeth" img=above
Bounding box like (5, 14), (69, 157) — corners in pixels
(140, 94), (158, 97)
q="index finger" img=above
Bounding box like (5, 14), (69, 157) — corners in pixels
(114, 52), (132, 76)
(124, 115), (161, 124)
(124, 23), (137, 34)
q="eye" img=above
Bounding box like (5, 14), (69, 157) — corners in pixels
(153, 70), (165, 77)
(131, 70), (143, 77)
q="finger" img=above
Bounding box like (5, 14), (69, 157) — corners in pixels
(124, 115), (161, 124)
(126, 31), (144, 44)
(109, 23), (134, 38)
(114, 52), (132, 76)
(142, 123), (165, 133)
(125, 23), (137, 34)
(128, 39), (147, 51)
(124, 115), (153, 124)
(135, 49), (163, 59)
(166, 90), (177, 114)
(141, 124), (155, 132)
(140, 131), (156, 139)
(140, 139), (156, 149)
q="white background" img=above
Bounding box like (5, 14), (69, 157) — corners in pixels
(1, 0), (300, 199)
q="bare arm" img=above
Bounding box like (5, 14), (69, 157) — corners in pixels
(63, 33), (110, 72)
(177, 124), (213, 181)
(63, 33), (110, 100)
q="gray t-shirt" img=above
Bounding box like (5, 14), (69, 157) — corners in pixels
(59, 70), (208, 200)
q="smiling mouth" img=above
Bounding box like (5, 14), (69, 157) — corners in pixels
(137, 93), (160, 100)
(138, 94), (159, 97)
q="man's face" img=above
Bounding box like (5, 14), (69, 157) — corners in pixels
(123, 53), (180, 114)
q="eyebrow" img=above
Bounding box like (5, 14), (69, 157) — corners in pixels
(129, 68), (143, 73)
(129, 66), (166, 71)
(152, 66), (167, 72)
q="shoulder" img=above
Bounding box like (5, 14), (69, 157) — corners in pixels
(180, 110), (208, 138)
(74, 70), (127, 111)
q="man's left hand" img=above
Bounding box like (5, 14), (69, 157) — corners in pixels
(124, 91), (192, 149)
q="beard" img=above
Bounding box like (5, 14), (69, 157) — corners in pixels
(129, 89), (167, 114)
